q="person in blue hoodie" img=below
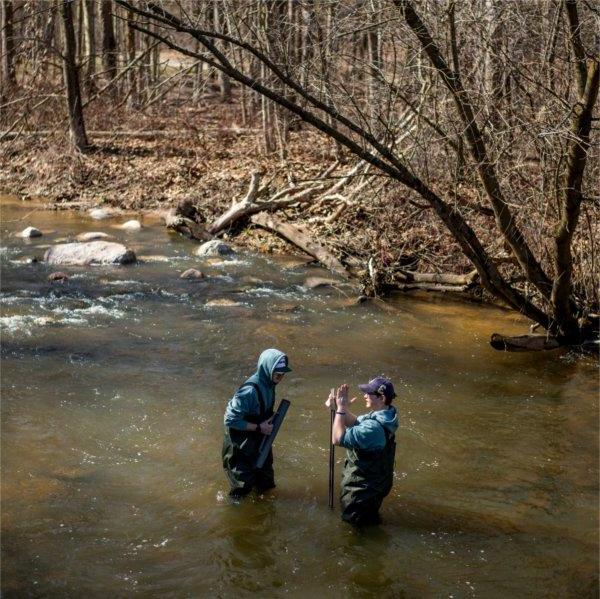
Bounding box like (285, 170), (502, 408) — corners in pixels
(327, 376), (399, 525)
(223, 348), (292, 498)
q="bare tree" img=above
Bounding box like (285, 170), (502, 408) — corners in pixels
(82, 0), (96, 84)
(101, 0), (117, 82)
(60, 0), (89, 151)
(1, 0), (16, 92)
(114, 0), (597, 346)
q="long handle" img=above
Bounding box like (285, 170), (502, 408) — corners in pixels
(328, 389), (335, 509)
(256, 399), (290, 469)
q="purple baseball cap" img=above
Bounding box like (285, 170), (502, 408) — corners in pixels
(358, 376), (396, 401)
(273, 354), (292, 373)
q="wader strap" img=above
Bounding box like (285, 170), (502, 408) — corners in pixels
(381, 424), (394, 444)
(239, 382), (266, 419)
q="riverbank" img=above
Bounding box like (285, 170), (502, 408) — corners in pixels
(1, 94), (482, 295)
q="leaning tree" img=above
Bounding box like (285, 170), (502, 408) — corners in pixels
(115, 0), (598, 349)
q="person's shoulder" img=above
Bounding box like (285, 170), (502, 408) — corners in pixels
(233, 383), (259, 402)
(351, 417), (386, 448)
(357, 417), (385, 435)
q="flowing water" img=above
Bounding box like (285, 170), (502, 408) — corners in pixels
(1, 197), (598, 598)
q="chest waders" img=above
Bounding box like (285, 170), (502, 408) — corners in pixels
(340, 425), (396, 525)
(222, 382), (275, 497)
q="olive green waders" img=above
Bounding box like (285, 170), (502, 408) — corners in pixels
(222, 382), (275, 497)
(340, 426), (396, 525)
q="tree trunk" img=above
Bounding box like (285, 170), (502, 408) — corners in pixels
(213, 2), (231, 102)
(60, 0), (90, 152)
(1, 0), (16, 91)
(368, 0), (383, 137)
(552, 60), (599, 342)
(82, 0), (96, 84)
(101, 0), (117, 83)
(126, 9), (139, 108)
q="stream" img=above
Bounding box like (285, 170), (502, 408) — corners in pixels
(1, 197), (598, 598)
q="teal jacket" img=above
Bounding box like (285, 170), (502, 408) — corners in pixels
(341, 407), (398, 451)
(224, 349), (289, 430)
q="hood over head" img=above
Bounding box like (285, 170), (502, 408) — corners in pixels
(245, 348), (290, 409)
(256, 348), (291, 380)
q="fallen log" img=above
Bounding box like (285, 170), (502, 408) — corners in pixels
(250, 212), (349, 278)
(490, 333), (560, 352)
(391, 282), (469, 293)
(396, 270), (478, 286)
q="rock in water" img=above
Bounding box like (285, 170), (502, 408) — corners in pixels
(118, 220), (142, 230)
(76, 231), (112, 242)
(180, 268), (205, 279)
(20, 226), (42, 238)
(303, 277), (339, 289)
(44, 241), (136, 265)
(205, 298), (243, 307)
(88, 208), (113, 220)
(195, 240), (235, 257)
(48, 271), (69, 282)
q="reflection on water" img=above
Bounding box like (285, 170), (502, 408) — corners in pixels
(1, 197), (598, 597)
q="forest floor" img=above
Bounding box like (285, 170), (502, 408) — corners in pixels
(1, 90), (483, 295)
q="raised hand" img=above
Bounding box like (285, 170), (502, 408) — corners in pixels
(325, 387), (336, 410)
(336, 384), (349, 409)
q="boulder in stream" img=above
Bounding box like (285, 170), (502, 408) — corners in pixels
(196, 240), (235, 257)
(48, 271), (69, 282)
(76, 231), (112, 242)
(118, 220), (142, 231)
(180, 268), (205, 279)
(205, 298), (244, 307)
(44, 241), (137, 265)
(88, 208), (114, 220)
(19, 226), (42, 238)
(303, 276), (339, 289)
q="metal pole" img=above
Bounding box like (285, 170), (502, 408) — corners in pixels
(328, 388), (335, 509)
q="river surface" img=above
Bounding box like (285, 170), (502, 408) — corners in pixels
(1, 197), (598, 598)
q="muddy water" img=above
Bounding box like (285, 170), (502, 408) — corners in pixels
(1, 197), (598, 598)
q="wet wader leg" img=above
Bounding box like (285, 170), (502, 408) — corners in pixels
(340, 491), (384, 526)
(254, 448), (275, 493)
(222, 431), (257, 497)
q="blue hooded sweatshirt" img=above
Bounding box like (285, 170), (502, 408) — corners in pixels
(224, 349), (290, 430)
(341, 406), (399, 452)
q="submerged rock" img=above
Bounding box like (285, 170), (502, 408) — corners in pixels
(196, 240), (235, 257)
(88, 208), (113, 220)
(48, 271), (69, 282)
(44, 241), (137, 265)
(205, 298), (243, 307)
(240, 276), (264, 285)
(19, 226), (42, 238)
(180, 268), (205, 279)
(138, 255), (171, 263)
(303, 276), (339, 289)
(118, 219), (142, 230)
(76, 231), (112, 242)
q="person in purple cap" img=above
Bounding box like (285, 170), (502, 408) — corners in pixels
(326, 376), (398, 525)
